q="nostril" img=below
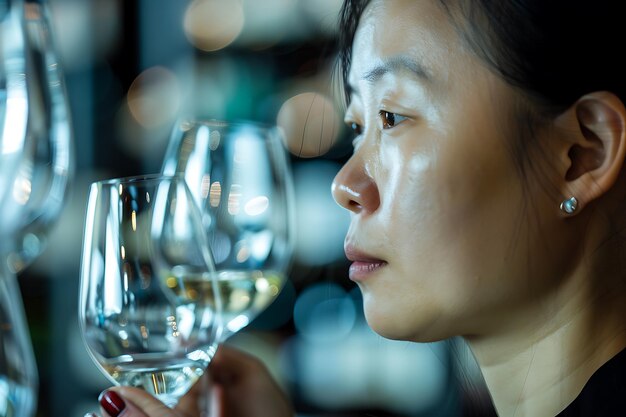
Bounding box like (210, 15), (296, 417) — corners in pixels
(348, 200), (362, 210)
(332, 182), (361, 212)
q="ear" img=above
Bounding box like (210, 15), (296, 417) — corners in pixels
(553, 91), (626, 215)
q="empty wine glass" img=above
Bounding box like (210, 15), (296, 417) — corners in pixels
(79, 174), (222, 407)
(0, 162), (37, 417)
(2, 0), (72, 414)
(0, 0), (74, 272)
(0, 263), (37, 417)
(162, 119), (295, 340)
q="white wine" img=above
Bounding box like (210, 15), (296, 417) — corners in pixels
(101, 352), (211, 406)
(166, 270), (285, 336)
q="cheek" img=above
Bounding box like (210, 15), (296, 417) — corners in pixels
(374, 135), (527, 325)
(353, 130), (556, 342)
(379, 140), (520, 256)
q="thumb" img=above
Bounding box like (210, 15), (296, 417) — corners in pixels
(99, 388), (174, 417)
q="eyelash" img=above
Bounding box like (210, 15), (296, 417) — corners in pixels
(346, 110), (408, 146)
(379, 110), (408, 129)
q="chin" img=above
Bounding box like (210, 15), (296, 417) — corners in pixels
(362, 297), (451, 343)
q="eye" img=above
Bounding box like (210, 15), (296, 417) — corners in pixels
(379, 110), (408, 129)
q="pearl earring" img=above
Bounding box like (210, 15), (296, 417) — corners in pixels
(560, 196), (578, 214)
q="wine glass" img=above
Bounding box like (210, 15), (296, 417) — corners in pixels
(79, 174), (222, 407)
(0, 262), (38, 417)
(0, 0), (74, 273)
(162, 119), (295, 340)
(1, 0), (72, 414)
(0, 160), (38, 417)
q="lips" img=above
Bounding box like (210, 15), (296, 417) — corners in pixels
(345, 244), (387, 281)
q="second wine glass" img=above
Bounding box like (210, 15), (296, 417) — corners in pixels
(162, 119), (295, 340)
(79, 175), (222, 407)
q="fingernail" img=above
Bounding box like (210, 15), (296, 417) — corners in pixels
(99, 390), (126, 417)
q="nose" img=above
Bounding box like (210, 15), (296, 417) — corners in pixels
(331, 152), (380, 214)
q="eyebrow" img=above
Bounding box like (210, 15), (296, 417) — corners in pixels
(362, 55), (431, 84)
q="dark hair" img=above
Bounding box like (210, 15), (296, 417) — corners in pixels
(337, 0), (626, 115)
(337, 0), (369, 108)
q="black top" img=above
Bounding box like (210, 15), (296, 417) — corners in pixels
(557, 348), (626, 416)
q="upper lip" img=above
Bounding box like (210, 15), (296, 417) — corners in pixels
(344, 244), (385, 263)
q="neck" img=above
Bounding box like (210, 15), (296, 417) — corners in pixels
(465, 265), (626, 417)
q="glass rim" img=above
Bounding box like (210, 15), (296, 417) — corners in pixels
(91, 173), (185, 187)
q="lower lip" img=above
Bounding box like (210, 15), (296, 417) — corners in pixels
(349, 261), (387, 281)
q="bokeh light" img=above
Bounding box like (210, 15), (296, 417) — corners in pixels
(116, 66), (182, 158)
(183, 0), (244, 52)
(277, 92), (341, 158)
(293, 283), (356, 342)
(285, 287), (452, 414)
(293, 160), (348, 266)
(127, 66), (181, 129)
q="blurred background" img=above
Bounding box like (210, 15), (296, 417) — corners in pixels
(15, 0), (494, 416)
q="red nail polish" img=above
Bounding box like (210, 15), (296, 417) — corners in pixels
(99, 390), (126, 417)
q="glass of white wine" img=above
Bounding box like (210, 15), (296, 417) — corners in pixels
(162, 119), (295, 340)
(78, 174), (222, 407)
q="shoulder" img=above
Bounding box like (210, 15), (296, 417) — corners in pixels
(558, 348), (626, 416)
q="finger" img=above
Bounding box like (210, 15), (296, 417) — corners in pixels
(99, 390), (135, 417)
(115, 387), (178, 417)
(209, 345), (265, 384)
(99, 388), (171, 417)
(175, 375), (206, 416)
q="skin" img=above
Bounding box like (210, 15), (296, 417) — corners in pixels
(94, 1), (626, 416)
(331, 0), (626, 416)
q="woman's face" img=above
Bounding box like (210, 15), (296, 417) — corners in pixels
(332, 0), (566, 342)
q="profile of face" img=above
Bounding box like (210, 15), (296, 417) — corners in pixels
(331, 0), (573, 342)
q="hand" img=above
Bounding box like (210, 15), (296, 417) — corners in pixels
(91, 345), (293, 417)
(209, 345), (293, 417)
(93, 387), (200, 417)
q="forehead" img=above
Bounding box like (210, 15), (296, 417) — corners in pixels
(349, 0), (458, 87)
